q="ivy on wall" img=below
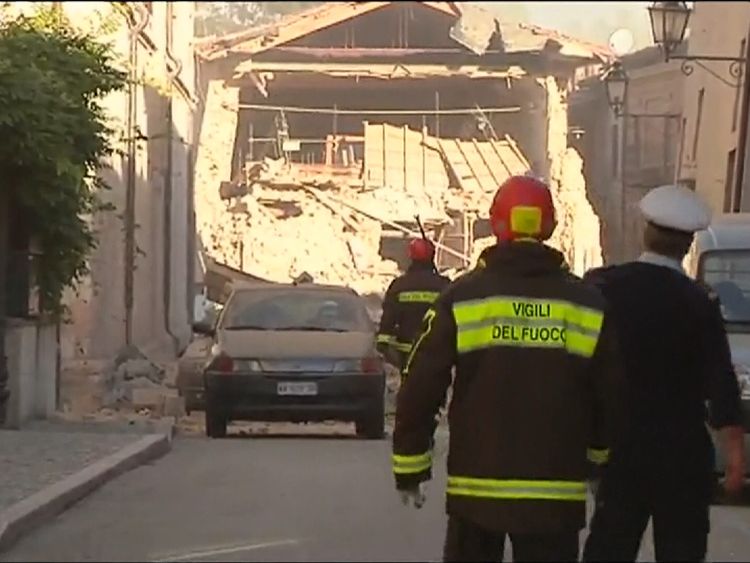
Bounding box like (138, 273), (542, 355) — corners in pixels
(0, 4), (127, 316)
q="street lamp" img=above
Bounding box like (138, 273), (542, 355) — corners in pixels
(602, 61), (628, 117)
(648, 0), (746, 83)
(601, 61), (682, 119)
(648, 1), (691, 59)
(600, 60), (683, 262)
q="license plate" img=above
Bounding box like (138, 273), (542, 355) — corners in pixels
(277, 382), (318, 396)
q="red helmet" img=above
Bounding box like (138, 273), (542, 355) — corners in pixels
(489, 175), (556, 242)
(408, 238), (435, 262)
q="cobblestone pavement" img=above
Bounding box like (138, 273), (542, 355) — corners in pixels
(0, 428), (144, 513)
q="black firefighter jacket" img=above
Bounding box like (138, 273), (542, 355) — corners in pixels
(583, 262), (742, 481)
(392, 242), (625, 534)
(377, 262), (451, 356)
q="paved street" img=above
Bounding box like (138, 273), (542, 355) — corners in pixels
(2, 428), (750, 562)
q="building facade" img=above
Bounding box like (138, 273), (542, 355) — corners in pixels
(57, 1), (200, 365)
(677, 1), (750, 215)
(570, 44), (685, 262)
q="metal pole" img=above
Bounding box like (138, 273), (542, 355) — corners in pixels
(435, 91), (440, 138)
(0, 187), (9, 425)
(619, 114), (628, 262)
(733, 24), (750, 209)
(674, 116), (687, 186)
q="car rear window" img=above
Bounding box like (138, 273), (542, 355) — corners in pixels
(221, 289), (372, 332)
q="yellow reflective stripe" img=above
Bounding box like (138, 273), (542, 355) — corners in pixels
(393, 452), (432, 474)
(453, 297), (603, 332)
(587, 447), (610, 465)
(402, 308), (437, 376)
(457, 325), (567, 353)
(376, 334), (393, 344)
(446, 476), (586, 501)
(392, 341), (412, 352)
(398, 291), (440, 303)
(452, 297), (604, 358)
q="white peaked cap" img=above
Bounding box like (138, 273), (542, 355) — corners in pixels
(639, 184), (712, 233)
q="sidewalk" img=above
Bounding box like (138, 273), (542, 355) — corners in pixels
(0, 417), (173, 552)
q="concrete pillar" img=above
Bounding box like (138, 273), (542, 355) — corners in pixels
(194, 80), (244, 268)
(542, 76), (603, 276)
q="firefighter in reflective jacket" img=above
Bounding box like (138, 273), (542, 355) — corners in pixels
(376, 238), (450, 373)
(392, 175), (625, 562)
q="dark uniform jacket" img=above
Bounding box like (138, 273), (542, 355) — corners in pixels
(392, 242), (625, 534)
(377, 262), (450, 356)
(583, 262), (742, 480)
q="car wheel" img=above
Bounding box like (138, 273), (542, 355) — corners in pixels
(205, 405), (227, 439)
(357, 400), (385, 440)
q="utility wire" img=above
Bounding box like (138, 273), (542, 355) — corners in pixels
(236, 103), (521, 115)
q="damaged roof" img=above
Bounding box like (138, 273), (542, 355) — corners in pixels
(196, 1), (614, 63)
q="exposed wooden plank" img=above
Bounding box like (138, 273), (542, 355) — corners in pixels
(473, 139), (505, 187)
(453, 140), (484, 193)
(490, 140), (515, 177)
(364, 122), (386, 187)
(503, 133), (532, 170)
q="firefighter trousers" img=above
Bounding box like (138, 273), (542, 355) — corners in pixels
(398, 354), (444, 442)
(583, 468), (712, 562)
(442, 515), (579, 562)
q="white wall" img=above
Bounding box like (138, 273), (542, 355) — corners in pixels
(56, 1), (198, 363)
(4, 319), (58, 428)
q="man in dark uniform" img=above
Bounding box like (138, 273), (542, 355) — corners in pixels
(392, 176), (625, 562)
(376, 238), (450, 374)
(582, 184), (746, 562)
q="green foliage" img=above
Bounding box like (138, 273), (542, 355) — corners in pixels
(0, 5), (127, 316)
(195, 1), (325, 37)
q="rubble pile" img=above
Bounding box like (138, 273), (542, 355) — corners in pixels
(195, 79), (603, 296)
(236, 182), (402, 296)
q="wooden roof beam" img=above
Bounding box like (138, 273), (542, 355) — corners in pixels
(232, 61), (526, 80)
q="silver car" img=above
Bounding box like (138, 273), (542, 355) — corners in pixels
(686, 213), (750, 480)
(198, 282), (386, 439)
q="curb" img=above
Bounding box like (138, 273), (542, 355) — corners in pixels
(0, 431), (172, 553)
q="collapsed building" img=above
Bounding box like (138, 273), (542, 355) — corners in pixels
(194, 1), (613, 296)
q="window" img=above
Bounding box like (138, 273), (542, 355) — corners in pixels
(701, 251), (750, 324)
(692, 88), (705, 161)
(222, 290), (371, 333)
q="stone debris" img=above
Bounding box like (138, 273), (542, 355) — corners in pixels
(102, 346), (168, 408)
(194, 76), (603, 298)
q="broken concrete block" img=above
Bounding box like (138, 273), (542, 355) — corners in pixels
(117, 358), (165, 383)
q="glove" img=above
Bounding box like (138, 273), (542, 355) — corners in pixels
(399, 483), (426, 509)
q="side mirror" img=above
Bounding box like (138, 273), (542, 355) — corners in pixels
(192, 321), (215, 337)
